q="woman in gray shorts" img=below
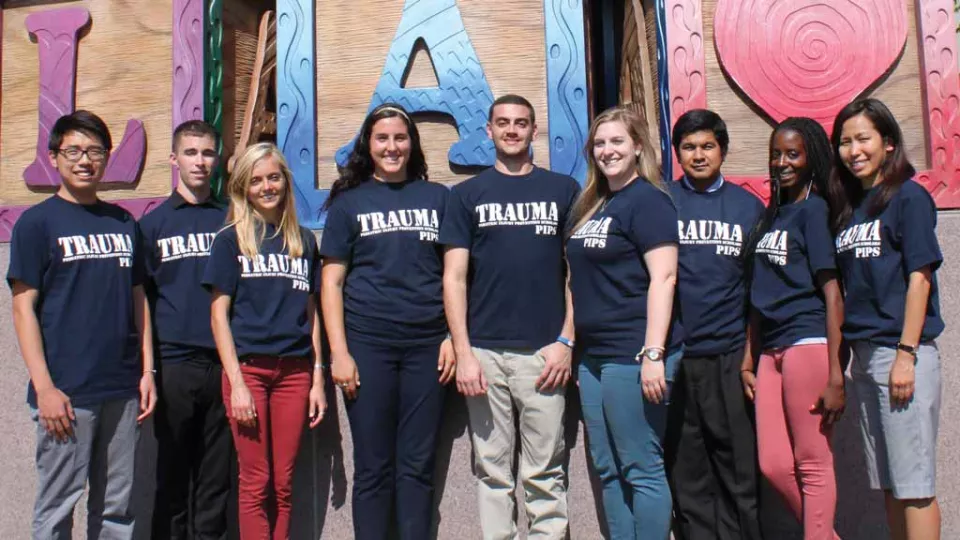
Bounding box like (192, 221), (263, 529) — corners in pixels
(828, 98), (944, 538)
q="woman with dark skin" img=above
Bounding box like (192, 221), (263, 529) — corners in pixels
(741, 117), (845, 539)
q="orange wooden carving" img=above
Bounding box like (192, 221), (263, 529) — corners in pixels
(228, 10), (276, 173)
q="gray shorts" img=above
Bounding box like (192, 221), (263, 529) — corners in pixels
(850, 341), (941, 499)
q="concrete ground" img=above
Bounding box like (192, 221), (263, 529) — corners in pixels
(2, 213), (960, 539)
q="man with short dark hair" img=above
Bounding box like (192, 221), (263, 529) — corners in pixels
(666, 109), (764, 540)
(9, 110), (156, 539)
(440, 94), (579, 539)
(140, 120), (231, 540)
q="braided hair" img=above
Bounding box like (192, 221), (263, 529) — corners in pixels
(745, 117), (833, 261)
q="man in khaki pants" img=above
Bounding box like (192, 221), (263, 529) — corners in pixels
(439, 94), (580, 539)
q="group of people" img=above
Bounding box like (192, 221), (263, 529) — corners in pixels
(8, 92), (942, 540)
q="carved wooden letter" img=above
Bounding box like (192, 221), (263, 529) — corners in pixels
(24, 6), (146, 187)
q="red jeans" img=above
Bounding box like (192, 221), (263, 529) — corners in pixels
(222, 356), (311, 540)
(756, 344), (839, 540)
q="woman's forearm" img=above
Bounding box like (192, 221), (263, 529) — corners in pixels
(210, 292), (243, 386)
(900, 268), (933, 348)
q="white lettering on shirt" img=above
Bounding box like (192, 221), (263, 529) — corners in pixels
(57, 234), (134, 267)
(836, 219), (882, 259)
(156, 232), (217, 262)
(475, 201), (560, 236)
(756, 229), (789, 266)
(570, 217), (613, 249)
(357, 208), (440, 241)
(237, 253), (311, 291)
(677, 219), (745, 256)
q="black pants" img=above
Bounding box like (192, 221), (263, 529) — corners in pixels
(345, 336), (446, 540)
(152, 354), (233, 540)
(667, 348), (763, 540)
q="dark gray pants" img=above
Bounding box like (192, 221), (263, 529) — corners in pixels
(31, 397), (139, 540)
(666, 349), (763, 540)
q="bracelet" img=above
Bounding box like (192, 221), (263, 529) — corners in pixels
(143, 369), (156, 375)
(740, 369), (753, 373)
(556, 336), (574, 349)
(314, 362), (325, 371)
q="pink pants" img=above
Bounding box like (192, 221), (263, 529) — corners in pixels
(756, 344), (839, 540)
(223, 356), (311, 540)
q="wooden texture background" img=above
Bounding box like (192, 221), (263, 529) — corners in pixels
(701, 0), (928, 176)
(1, 0), (174, 206)
(315, 0), (551, 189)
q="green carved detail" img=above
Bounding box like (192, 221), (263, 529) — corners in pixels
(204, 0), (225, 197)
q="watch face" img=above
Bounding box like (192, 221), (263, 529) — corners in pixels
(646, 349), (663, 361)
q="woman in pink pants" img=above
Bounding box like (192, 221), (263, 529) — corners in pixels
(741, 117), (846, 539)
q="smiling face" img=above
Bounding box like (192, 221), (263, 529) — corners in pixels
(369, 116), (412, 181)
(770, 129), (809, 191)
(677, 129), (724, 184)
(171, 134), (218, 191)
(246, 154), (287, 221)
(592, 120), (640, 182)
(48, 130), (108, 194)
(838, 113), (893, 187)
(487, 103), (537, 159)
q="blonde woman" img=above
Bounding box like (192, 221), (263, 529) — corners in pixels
(202, 142), (325, 539)
(566, 106), (682, 539)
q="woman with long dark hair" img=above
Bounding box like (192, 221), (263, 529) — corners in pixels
(829, 98), (944, 539)
(320, 103), (455, 540)
(204, 142), (326, 539)
(566, 105), (682, 539)
(741, 117), (844, 539)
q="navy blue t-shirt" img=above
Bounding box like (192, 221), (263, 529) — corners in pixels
(7, 195), (144, 407)
(202, 223), (320, 359)
(320, 179), (448, 346)
(566, 179), (684, 360)
(438, 166), (580, 350)
(835, 180), (944, 345)
(669, 179), (764, 356)
(140, 192), (226, 363)
(750, 194), (836, 349)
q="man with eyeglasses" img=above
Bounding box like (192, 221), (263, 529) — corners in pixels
(7, 110), (156, 539)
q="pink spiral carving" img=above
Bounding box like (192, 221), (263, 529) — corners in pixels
(714, 0), (907, 132)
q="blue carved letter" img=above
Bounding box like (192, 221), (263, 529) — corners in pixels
(336, 0), (496, 167)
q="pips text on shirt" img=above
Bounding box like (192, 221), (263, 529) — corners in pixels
(836, 220), (882, 259)
(475, 201), (560, 236)
(677, 220), (745, 256)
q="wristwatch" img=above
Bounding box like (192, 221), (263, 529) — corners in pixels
(635, 347), (664, 363)
(896, 341), (918, 358)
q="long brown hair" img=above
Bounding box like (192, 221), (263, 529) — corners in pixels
(226, 142), (304, 259)
(570, 106), (663, 233)
(827, 98), (915, 231)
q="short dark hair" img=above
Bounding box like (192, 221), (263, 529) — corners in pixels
(48, 110), (112, 153)
(172, 119), (220, 151)
(671, 109), (729, 158)
(489, 94), (536, 124)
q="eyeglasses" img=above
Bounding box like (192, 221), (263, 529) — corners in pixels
(57, 147), (108, 162)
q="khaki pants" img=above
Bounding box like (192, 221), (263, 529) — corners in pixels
(465, 347), (568, 540)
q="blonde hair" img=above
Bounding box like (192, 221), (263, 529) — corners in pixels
(570, 106), (664, 232)
(226, 142), (304, 259)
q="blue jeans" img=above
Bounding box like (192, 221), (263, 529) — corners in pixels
(578, 348), (682, 540)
